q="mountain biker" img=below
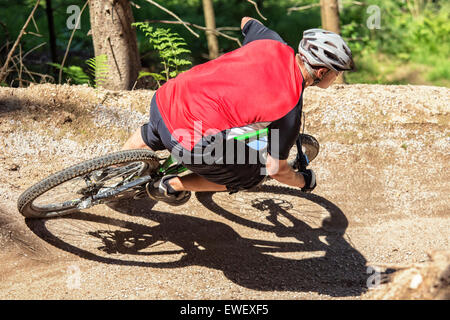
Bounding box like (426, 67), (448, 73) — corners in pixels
(122, 17), (355, 206)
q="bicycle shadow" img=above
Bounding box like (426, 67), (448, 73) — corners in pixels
(195, 185), (368, 296)
(26, 185), (369, 297)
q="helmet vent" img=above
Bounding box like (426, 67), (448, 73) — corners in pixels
(324, 51), (339, 62)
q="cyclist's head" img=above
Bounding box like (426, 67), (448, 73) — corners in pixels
(298, 28), (354, 87)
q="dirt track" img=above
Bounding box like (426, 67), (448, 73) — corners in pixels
(0, 83), (448, 299)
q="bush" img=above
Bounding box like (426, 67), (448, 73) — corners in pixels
(341, 0), (450, 86)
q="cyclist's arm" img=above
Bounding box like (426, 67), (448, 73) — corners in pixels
(241, 17), (256, 30)
(266, 103), (305, 187)
(240, 17), (287, 45)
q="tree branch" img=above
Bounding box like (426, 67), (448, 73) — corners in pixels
(0, 0), (41, 83)
(141, 0), (200, 38)
(246, 0), (267, 21)
(349, 1), (365, 5)
(7, 42), (47, 80)
(12, 55), (36, 84)
(31, 13), (40, 33)
(146, 20), (242, 47)
(288, 0), (365, 14)
(59, 0), (88, 84)
(22, 42), (47, 61)
(287, 3), (321, 15)
(216, 26), (241, 32)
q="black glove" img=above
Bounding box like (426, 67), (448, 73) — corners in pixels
(300, 169), (316, 193)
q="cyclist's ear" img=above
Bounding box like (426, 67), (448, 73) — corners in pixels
(316, 67), (329, 80)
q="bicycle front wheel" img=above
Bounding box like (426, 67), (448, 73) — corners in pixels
(299, 134), (320, 163)
(17, 149), (160, 219)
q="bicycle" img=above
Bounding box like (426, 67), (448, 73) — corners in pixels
(17, 130), (319, 219)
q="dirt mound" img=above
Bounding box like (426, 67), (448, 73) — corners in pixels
(0, 206), (54, 259)
(0, 83), (448, 299)
(369, 251), (450, 299)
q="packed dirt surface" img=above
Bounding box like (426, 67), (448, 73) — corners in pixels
(0, 83), (448, 300)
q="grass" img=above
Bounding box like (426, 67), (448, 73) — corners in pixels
(426, 58), (450, 87)
(346, 51), (449, 87)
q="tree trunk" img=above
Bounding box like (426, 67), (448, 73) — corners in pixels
(320, 0), (340, 33)
(320, 0), (344, 83)
(88, 0), (141, 90)
(202, 0), (219, 60)
(45, 0), (57, 64)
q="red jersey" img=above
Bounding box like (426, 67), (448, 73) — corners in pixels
(156, 39), (303, 151)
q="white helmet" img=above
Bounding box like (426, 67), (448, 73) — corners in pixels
(298, 28), (354, 72)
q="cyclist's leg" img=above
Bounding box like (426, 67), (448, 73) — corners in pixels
(122, 127), (152, 150)
(168, 172), (227, 192)
(178, 163), (265, 193)
(122, 95), (166, 152)
(179, 141), (266, 193)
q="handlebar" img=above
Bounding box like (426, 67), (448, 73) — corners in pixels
(290, 135), (309, 172)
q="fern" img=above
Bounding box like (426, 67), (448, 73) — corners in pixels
(86, 54), (109, 88)
(49, 55), (109, 87)
(138, 71), (166, 88)
(48, 63), (90, 85)
(133, 22), (192, 87)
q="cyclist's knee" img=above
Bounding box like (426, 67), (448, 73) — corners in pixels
(227, 174), (267, 194)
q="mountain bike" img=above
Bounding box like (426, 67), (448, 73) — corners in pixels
(17, 130), (319, 219)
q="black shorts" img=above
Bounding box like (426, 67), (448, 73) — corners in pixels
(141, 95), (266, 192)
(141, 95), (178, 152)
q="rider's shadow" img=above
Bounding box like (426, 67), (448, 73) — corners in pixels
(26, 185), (369, 297)
(195, 185), (368, 296)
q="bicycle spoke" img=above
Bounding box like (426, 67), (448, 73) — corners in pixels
(30, 161), (148, 212)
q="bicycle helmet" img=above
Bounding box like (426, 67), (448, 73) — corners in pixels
(298, 28), (354, 72)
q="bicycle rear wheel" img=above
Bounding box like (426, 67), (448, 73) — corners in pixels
(17, 150), (160, 219)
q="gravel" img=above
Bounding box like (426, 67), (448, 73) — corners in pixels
(0, 83), (448, 300)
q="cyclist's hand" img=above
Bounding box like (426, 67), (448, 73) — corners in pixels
(300, 169), (316, 193)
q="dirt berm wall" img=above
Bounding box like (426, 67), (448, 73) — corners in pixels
(0, 83), (448, 299)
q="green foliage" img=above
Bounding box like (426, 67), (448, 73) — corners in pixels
(24, 0), (46, 9)
(131, 0), (321, 64)
(138, 71), (165, 81)
(0, 0), (93, 87)
(133, 22), (192, 87)
(48, 63), (90, 85)
(1, 0), (448, 87)
(48, 55), (109, 87)
(86, 54), (109, 88)
(341, 0), (450, 85)
(426, 57), (450, 87)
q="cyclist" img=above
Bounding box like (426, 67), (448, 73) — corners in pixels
(122, 17), (355, 206)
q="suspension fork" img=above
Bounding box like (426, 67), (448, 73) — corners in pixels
(293, 135), (309, 172)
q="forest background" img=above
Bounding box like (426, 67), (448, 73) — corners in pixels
(0, 0), (448, 89)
